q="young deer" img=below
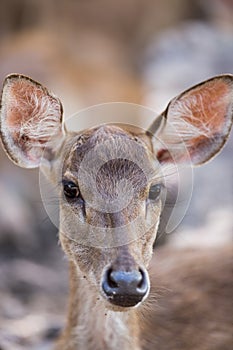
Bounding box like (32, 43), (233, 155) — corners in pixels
(0, 74), (232, 350)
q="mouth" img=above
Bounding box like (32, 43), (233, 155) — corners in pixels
(105, 293), (146, 308)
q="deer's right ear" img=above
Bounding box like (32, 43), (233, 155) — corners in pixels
(0, 74), (64, 168)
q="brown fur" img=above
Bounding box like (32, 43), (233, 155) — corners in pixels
(141, 244), (233, 350)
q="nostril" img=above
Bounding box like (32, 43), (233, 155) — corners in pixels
(137, 268), (144, 289)
(107, 269), (118, 288)
(136, 268), (149, 298)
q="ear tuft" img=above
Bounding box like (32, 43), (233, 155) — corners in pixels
(0, 74), (64, 168)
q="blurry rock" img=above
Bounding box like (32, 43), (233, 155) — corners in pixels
(0, 180), (38, 250)
(144, 23), (233, 111)
(0, 259), (67, 301)
(0, 313), (63, 350)
(169, 208), (233, 248)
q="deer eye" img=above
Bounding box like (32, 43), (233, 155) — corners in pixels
(63, 181), (79, 199)
(148, 184), (162, 200)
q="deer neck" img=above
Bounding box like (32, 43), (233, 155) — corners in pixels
(57, 261), (141, 350)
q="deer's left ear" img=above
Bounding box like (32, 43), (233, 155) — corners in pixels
(0, 74), (64, 168)
(148, 75), (233, 165)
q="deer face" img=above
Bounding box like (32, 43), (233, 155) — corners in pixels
(58, 124), (163, 308)
(0, 74), (232, 310)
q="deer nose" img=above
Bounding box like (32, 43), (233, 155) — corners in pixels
(102, 267), (149, 307)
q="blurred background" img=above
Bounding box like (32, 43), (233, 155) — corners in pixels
(0, 1), (232, 349)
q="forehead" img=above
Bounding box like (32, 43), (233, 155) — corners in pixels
(62, 125), (156, 179)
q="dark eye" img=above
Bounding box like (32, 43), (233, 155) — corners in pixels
(148, 184), (162, 200)
(63, 181), (79, 199)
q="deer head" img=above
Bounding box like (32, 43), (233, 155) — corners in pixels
(0, 74), (232, 311)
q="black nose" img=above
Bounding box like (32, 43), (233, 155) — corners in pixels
(102, 267), (149, 307)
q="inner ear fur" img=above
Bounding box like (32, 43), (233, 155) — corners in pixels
(0, 74), (64, 168)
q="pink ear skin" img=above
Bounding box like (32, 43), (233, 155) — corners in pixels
(0, 74), (63, 168)
(151, 75), (233, 166)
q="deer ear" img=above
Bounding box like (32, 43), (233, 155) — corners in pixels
(0, 74), (64, 168)
(149, 75), (233, 165)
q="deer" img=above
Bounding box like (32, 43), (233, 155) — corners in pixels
(0, 73), (232, 350)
